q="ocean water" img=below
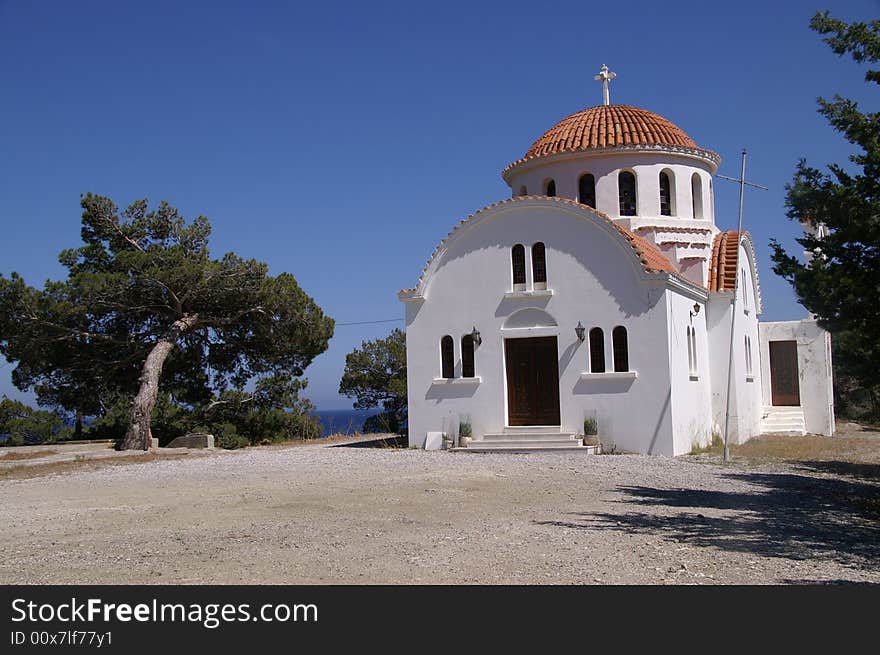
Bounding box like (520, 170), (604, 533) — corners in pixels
(311, 409), (379, 436)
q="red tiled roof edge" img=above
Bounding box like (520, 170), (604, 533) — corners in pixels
(400, 195), (699, 298)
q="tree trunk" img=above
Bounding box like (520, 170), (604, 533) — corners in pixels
(120, 314), (199, 450)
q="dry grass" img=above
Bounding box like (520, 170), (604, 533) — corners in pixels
(0, 449), (60, 461)
(0, 452), (197, 481)
(689, 422), (880, 467)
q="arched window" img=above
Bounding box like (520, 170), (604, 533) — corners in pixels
(440, 336), (454, 379)
(691, 328), (697, 375)
(461, 334), (475, 378)
(589, 328), (605, 373)
(578, 174), (596, 208)
(518, 185), (527, 196)
(612, 326), (629, 372)
(687, 327), (694, 376)
(545, 179), (556, 197)
(512, 244), (526, 290)
(691, 173), (703, 219)
(659, 171), (674, 216)
(618, 171), (637, 216)
(532, 242), (547, 290)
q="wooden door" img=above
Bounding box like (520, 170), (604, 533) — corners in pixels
(769, 340), (800, 406)
(505, 337), (561, 426)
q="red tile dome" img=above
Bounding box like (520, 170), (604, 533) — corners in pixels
(525, 104), (698, 158)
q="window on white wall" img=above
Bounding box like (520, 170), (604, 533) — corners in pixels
(518, 185), (527, 196)
(612, 326), (629, 372)
(545, 179), (556, 197)
(532, 242), (547, 290)
(512, 244), (526, 291)
(461, 334), (475, 378)
(659, 171), (674, 216)
(579, 174), (596, 208)
(691, 328), (697, 375)
(687, 327), (694, 376)
(619, 172), (637, 216)
(441, 336), (454, 379)
(691, 173), (703, 219)
(589, 328), (605, 373)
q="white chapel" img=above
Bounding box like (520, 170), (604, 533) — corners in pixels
(399, 66), (835, 455)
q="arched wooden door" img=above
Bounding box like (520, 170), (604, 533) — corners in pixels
(505, 337), (561, 426)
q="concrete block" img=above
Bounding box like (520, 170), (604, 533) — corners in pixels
(166, 433), (215, 449)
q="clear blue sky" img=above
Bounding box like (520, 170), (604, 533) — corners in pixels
(0, 0), (876, 410)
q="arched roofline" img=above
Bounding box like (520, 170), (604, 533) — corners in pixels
(708, 230), (763, 314)
(398, 196), (705, 302)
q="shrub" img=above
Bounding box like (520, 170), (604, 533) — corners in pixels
(583, 417), (598, 436)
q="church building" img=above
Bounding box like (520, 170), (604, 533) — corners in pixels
(399, 66), (835, 455)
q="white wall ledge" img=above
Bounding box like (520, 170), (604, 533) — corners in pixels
(579, 371), (638, 381)
(431, 376), (481, 385)
(504, 289), (554, 299)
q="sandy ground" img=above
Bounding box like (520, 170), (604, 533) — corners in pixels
(1, 431), (878, 585)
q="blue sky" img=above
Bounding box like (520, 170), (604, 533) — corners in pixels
(0, 0), (876, 410)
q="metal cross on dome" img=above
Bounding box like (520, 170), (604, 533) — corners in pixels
(594, 64), (617, 106)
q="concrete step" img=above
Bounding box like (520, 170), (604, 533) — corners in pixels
(480, 432), (579, 442)
(462, 443), (600, 454)
(470, 438), (582, 448)
(761, 406), (806, 435)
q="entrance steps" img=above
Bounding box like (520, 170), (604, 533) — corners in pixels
(461, 426), (599, 453)
(760, 406), (806, 435)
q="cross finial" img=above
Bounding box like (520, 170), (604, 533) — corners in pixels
(594, 64), (617, 106)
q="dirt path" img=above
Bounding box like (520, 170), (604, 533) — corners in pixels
(1, 435), (878, 584)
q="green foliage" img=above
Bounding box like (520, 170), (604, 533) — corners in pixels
(583, 417), (598, 436)
(0, 195), (334, 447)
(458, 421), (472, 440)
(0, 397), (71, 446)
(770, 12), (880, 417)
(339, 328), (407, 434)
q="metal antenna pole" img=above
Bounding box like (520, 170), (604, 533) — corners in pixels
(718, 151), (768, 462)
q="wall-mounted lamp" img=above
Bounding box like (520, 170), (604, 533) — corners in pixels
(690, 303), (701, 318)
(575, 321), (586, 342)
(470, 326), (482, 346)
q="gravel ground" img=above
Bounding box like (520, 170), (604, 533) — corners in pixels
(1, 440), (878, 585)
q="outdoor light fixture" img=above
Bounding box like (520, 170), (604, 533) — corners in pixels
(575, 321), (586, 342)
(470, 326), (482, 346)
(690, 303), (701, 318)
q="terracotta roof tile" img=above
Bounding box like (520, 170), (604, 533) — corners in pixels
(709, 230), (743, 292)
(503, 105), (719, 180)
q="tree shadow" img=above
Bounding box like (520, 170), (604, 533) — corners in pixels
(794, 460), (880, 482)
(536, 471), (880, 569)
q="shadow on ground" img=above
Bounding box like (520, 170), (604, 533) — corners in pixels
(536, 468), (880, 570)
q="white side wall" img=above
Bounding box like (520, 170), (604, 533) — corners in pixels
(666, 292), (714, 454)
(758, 319), (835, 436)
(706, 243), (763, 444)
(403, 200), (708, 456)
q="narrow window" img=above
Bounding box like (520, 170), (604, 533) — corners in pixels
(589, 328), (605, 373)
(545, 179), (556, 197)
(618, 171), (637, 216)
(532, 242), (547, 290)
(518, 185), (527, 196)
(461, 334), (475, 378)
(659, 171), (673, 216)
(441, 335), (454, 379)
(691, 173), (703, 219)
(691, 328), (697, 374)
(687, 327), (693, 376)
(578, 174), (596, 208)
(512, 244), (526, 290)
(612, 326), (629, 372)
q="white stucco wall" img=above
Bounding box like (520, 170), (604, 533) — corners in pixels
(402, 198), (709, 456)
(666, 292), (714, 454)
(706, 242), (763, 444)
(506, 151), (717, 224)
(758, 319), (835, 436)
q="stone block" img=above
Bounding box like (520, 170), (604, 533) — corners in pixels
(166, 433), (215, 449)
